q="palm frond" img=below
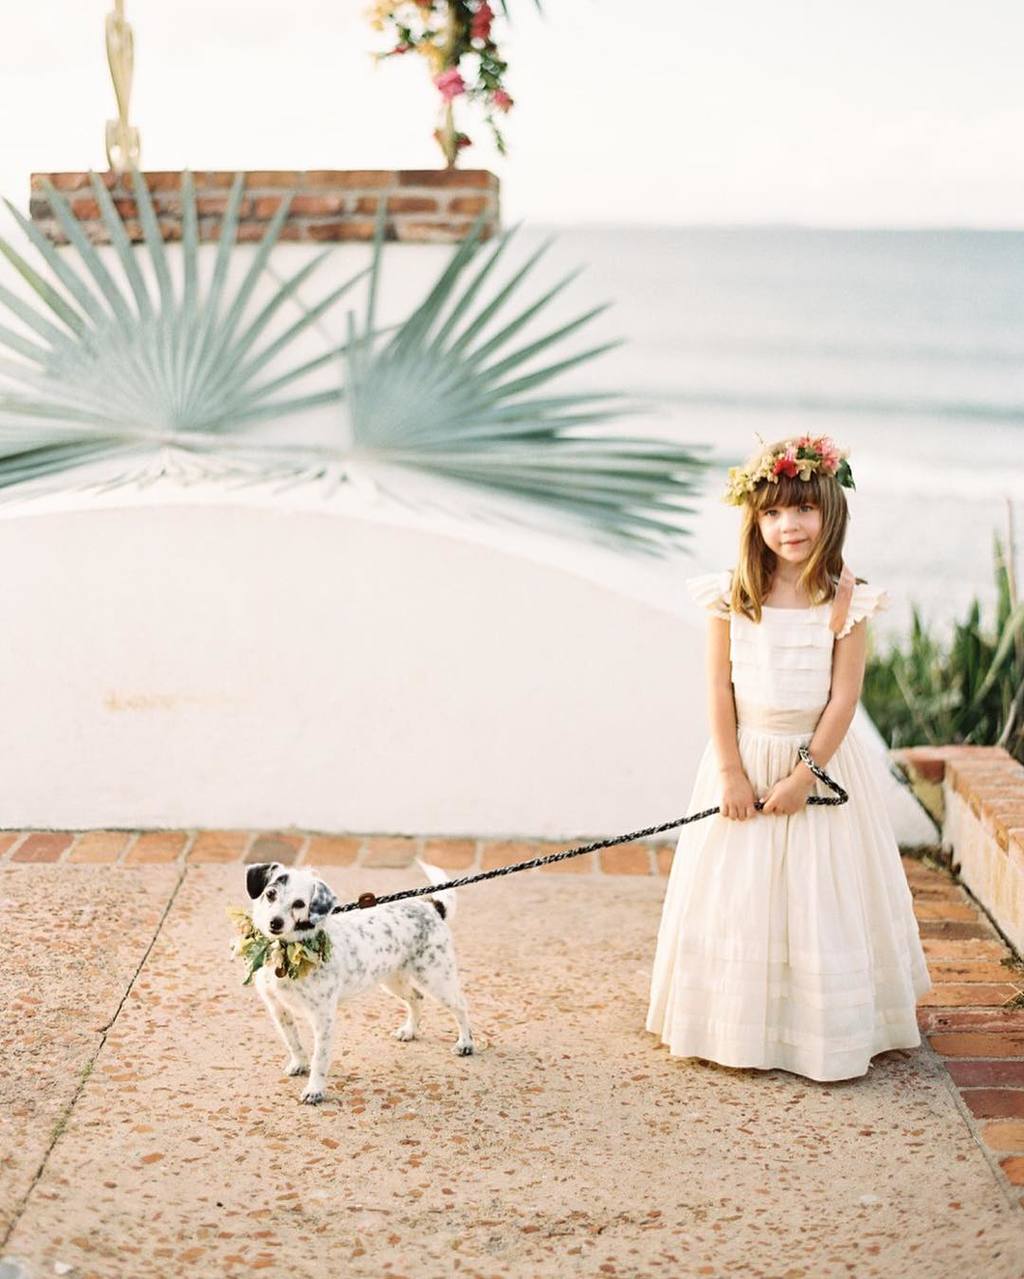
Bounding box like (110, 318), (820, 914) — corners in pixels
(341, 209), (711, 552)
(0, 165), (363, 496)
(0, 171), (712, 553)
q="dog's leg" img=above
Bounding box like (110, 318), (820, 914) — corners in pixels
(258, 985), (309, 1076)
(301, 1004), (337, 1105)
(380, 975), (423, 1042)
(410, 964), (475, 1057)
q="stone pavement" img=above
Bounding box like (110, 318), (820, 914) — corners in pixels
(3, 835), (1024, 1279)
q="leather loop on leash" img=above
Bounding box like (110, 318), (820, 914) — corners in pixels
(330, 745), (848, 916)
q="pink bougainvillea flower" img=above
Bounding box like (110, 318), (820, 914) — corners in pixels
(471, 2), (494, 41)
(492, 88), (514, 112)
(434, 68), (467, 101)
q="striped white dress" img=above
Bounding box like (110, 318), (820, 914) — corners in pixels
(645, 569), (932, 1081)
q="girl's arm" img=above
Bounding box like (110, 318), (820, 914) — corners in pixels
(761, 619), (869, 815)
(707, 615), (742, 772)
(707, 615), (758, 820)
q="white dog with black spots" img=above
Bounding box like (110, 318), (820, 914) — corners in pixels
(244, 860), (475, 1104)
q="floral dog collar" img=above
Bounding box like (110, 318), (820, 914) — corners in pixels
(226, 905), (332, 985)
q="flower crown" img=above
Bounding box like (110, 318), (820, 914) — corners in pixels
(723, 434), (855, 506)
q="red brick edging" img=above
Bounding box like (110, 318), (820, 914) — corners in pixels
(0, 829), (668, 875)
(28, 169), (501, 246)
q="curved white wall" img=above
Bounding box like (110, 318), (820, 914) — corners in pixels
(0, 488), (702, 835)
(0, 238), (935, 843)
(0, 481), (935, 844)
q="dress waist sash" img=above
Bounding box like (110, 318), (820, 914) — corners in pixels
(734, 698), (823, 735)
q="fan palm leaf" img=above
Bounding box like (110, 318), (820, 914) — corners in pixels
(0, 164), (711, 553)
(340, 208), (711, 551)
(0, 164), (368, 495)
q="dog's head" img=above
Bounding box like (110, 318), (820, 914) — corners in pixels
(245, 862), (338, 942)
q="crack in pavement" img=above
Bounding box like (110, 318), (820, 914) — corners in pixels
(0, 862), (191, 1256)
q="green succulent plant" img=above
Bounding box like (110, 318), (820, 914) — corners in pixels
(864, 530), (1024, 763)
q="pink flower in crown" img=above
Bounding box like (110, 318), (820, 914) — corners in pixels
(434, 68), (467, 101)
(471, 2), (494, 41)
(794, 433), (840, 473)
(492, 88), (514, 112)
(817, 438), (842, 472)
(773, 454), (799, 479)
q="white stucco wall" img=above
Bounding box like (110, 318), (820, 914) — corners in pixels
(0, 479), (703, 835)
(0, 474), (935, 844)
(0, 236), (936, 842)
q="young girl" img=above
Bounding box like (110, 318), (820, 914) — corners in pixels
(646, 435), (932, 1082)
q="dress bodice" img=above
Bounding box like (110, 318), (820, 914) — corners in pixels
(686, 568), (890, 715)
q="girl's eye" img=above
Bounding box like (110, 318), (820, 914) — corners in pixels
(293, 900), (305, 911)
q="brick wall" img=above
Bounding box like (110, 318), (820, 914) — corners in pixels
(28, 169), (500, 245)
(896, 745), (1024, 953)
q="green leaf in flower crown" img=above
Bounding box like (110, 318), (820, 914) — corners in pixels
(0, 164), (368, 497)
(337, 206), (711, 552)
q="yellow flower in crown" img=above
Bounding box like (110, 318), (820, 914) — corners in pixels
(722, 434), (855, 506)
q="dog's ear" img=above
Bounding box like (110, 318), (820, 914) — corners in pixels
(309, 878), (338, 921)
(246, 862), (278, 900)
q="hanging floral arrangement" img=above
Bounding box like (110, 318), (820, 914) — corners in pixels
(369, 1), (526, 167)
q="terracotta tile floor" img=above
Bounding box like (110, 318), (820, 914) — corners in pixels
(5, 828), (1024, 1200)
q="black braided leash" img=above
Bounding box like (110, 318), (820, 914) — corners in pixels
(330, 745), (848, 916)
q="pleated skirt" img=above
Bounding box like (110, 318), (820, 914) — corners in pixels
(645, 720), (933, 1082)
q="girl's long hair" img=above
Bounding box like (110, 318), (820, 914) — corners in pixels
(727, 454), (865, 623)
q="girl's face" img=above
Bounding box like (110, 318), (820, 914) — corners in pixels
(757, 500), (822, 566)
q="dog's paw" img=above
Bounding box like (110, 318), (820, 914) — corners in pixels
(453, 1041), (475, 1057)
(393, 1026), (417, 1042)
(300, 1085), (325, 1105)
(284, 1060), (310, 1076)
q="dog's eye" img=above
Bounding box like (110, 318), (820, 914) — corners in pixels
(293, 900), (305, 911)
(266, 890), (276, 902)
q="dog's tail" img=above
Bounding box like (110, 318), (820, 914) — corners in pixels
(416, 860), (457, 925)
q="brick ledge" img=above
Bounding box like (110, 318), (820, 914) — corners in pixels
(28, 168), (500, 245)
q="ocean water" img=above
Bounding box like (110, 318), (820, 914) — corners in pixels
(525, 225), (1024, 643)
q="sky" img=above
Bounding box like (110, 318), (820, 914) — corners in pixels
(0, 0), (1022, 231)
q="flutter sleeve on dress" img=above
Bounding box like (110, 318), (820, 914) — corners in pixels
(836, 581), (890, 639)
(685, 569), (732, 619)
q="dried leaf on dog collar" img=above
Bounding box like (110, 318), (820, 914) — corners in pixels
(226, 905), (333, 985)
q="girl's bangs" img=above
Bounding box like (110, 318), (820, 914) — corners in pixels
(748, 470), (823, 511)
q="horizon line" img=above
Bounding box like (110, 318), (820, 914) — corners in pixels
(512, 218), (1024, 234)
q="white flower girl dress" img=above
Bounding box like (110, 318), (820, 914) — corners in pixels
(645, 568), (932, 1081)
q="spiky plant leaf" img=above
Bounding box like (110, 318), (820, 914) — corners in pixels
(0, 164), (367, 497)
(0, 165), (711, 554)
(339, 207), (711, 552)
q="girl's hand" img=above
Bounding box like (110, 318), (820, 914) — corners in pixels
(719, 767), (759, 821)
(760, 771), (815, 817)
